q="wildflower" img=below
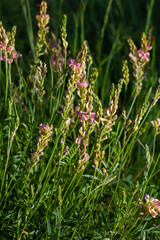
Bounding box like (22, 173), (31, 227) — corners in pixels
(76, 136), (81, 145)
(64, 146), (69, 156)
(151, 118), (160, 135)
(34, 61), (47, 103)
(36, 1), (49, 29)
(139, 194), (160, 218)
(128, 32), (152, 95)
(30, 123), (53, 169)
(122, 59), (129, 85)
(77, 80), (89, 88)
(137, 46), (152, 62)
(35, 0), (50, 58)
(69, 59), (85, 78)
(0, 42), (19, 63)
(77, 111), (96, 123)
(6, 45), (14, 51)
(0, 56), (5, 61)
(7, 58), (13, 64)
(0, 43), (5, 49)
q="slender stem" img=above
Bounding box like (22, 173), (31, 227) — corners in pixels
(116, 93), (137, 143)
(97, 0), (113, 62)
(145, 0), (155, 34)
(57, 205), (62, 240)
(80, 3), (85, 44)
(0, 99), (12, 200)
(5, 50), (8, 106)
(49, 60), (54, 114)
(152, 134), (156, 161)
(85, 166), (97, 208)
(141, 152), (160, 199)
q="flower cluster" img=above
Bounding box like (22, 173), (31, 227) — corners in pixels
(136, 45), (152, 62)
(47, 33), (64, 72)
(60, 14), (68, 51)
(151, 118), (160, 135)
(30, 123), (53, 169)
(70, 42), (98, 170)
(0, 43), (18, 64)
(131, 101), (149, 133)
(122, 59), (129, 86)
(101, 79), (123, 136)
(128, 32), (152, 95)
(28, 0), (49, 86)
(91, 80), (123, 168)
(139, 194), (160, 218)
(35, 0), (49, 58)
(34, 61), (47, 103)
(77, 111), (96, 124)
(0, 22), (19, 64)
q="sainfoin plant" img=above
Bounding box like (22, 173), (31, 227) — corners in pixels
(0, 1), (160, 239)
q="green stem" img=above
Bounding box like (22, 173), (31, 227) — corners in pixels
(80, 3), (85, 44)
(0, 99), (12, 200)
(141, 152), (160, 199)
(97, 0), (113, 62)
(21, 0), (35, 57)
(57, 205), (62, 240)
(85, 166), (97, 208)
(5, 50), (8, 106)
(145, 0), (155, 35)
(116, 93), (137, 143)
(49, 61), (54, 114)
(152, 134), (156, 162)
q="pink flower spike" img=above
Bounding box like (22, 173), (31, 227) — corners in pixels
(76, 136), (81, 144)
(0, 43), (5, 49)
(137, 49), (143, 58)
(146, 45), (152, 51)
(77, 111), (81, 115)
(129, 52), (137, 62)
(84, 153), (89, 162)
(0, 56), (5, 61)
(77, 81), (89, 88)
(90, 112), (96, 118)
(7, 45), (14, 51)
(7, 58), (13, 64)
(141, 52), (150, 62)
(40, 123), (44, 131)
(12, 52), (18, 58)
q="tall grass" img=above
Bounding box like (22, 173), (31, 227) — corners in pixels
(0, 0), (160, 239)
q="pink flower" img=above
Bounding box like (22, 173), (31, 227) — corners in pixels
(69, 59), (81, 73)
(76, 136), (81, 145)
(0, 56), (5, 61)
(0, 43), (5, 49)
(137, 49), (143, 58)
(146, 45), (152, 51)
(77, 81), (88, 88)
(7, 58), (13, 64)
(77, 111), (96, 123)
(90, 112), (96, 118)
(11, 52), (18, 58)
(7, 45), (14, 51)
(83, 153), (89, 162)
(141, 194), (160, 218)
(64, 146), (69, 155)
(129, 52), (137, 62)
(136, 45), (152, 62)
(141, 52), (150, 62)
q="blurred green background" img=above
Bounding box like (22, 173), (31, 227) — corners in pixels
(0, 0), (159, 103)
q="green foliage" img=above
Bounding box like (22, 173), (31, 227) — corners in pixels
(0, 0), (160, 239)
